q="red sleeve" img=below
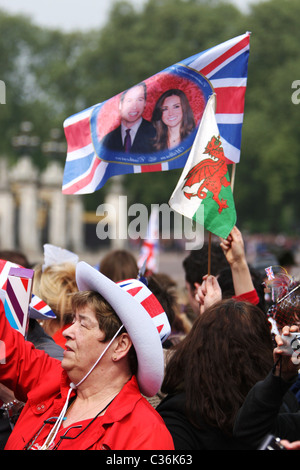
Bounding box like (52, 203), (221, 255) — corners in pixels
(0, 301), (60, 403)
(232, 289), (260, 305)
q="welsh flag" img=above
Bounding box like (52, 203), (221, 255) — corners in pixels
(169, 95), (236, 239)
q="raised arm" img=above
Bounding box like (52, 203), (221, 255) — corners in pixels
(220, 226), (256, 298)
(0, 301), (60, 403)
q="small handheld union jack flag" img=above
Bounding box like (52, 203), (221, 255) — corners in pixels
(265, 266), (275, 280)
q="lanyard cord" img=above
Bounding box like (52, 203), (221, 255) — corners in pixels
(39, 386), (74, 450)
(52, 396), (116, 450)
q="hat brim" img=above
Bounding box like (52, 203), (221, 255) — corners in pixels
(76, 261), (164, 397)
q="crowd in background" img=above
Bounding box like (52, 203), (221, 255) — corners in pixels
(0, 225), (300, 450)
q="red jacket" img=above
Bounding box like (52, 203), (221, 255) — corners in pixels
(0, 303), (174, 450)
(233, 289), (260, 305)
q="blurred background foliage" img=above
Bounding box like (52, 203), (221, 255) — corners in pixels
(0, 0), (299, 234)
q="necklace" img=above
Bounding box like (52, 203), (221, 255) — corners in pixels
(51, 398), (115, 450)
(64, 392), (117, 425)
(168, 133), (180, 148)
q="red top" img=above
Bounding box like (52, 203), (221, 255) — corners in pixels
(233, 289), (260, 305)
(0, 302), (174, 450)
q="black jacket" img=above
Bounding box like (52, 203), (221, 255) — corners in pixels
(101, 118), (156, 154)
(156, 392), (251, 450)
(233, 371), (300, 449)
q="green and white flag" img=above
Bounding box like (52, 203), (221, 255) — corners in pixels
(169, 95), (236, 239)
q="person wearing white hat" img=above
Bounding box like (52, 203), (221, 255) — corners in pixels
(0, 261), (174, 450)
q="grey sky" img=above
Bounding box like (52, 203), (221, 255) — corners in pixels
(0, 0), (261, 32)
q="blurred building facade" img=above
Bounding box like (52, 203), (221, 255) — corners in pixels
(0, 156), (84, 257)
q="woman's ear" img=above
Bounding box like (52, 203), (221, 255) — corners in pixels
(112, 333), (133, 361)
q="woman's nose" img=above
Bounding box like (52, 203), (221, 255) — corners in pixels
(62, 323), (74, 339)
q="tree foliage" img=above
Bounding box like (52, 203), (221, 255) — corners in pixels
(0, 0), (299, 233)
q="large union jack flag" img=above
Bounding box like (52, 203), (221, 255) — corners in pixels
(62, 32), (250, 195)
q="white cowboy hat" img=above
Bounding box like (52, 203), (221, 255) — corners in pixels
(76, 261), (170, 397)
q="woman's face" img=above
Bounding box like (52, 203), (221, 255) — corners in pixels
(62, 306), (110, 382)
(161, 95), (183, 128)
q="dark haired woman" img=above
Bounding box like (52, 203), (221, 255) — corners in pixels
(156, 298), (275, 450)
(152, 89), (195, 150)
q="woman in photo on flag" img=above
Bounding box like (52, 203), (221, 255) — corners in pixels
(152, 88), (196, 150)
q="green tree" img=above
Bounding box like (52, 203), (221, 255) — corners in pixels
(1, 0), (300, 235)
(0, 10), (90, 167)
(78, 0), (244, 210)
(235, 0), (300, 233)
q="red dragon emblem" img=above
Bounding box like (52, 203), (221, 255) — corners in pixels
(183, 135), (230, 214)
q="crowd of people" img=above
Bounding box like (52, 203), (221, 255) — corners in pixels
(0, 225), (299, 451)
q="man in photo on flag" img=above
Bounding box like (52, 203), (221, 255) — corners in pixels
(101, 82), (156, 154)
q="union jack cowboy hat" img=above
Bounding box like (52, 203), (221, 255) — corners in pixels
(75, 261), (171, 397)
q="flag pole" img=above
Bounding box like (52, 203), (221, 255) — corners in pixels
(230, 163), (236, 192)
(206, 94), (216, 277)
(207, 231), (212, 275)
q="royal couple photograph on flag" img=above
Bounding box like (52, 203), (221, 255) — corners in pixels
(62, 32), (250, 242)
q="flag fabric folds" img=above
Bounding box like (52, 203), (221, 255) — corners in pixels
(62, 32), (250, 195)
(4, 267), (34, 337)
(169, 95), (236, 239)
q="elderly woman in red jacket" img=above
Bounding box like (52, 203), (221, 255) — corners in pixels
(0, 262), (174, 450)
